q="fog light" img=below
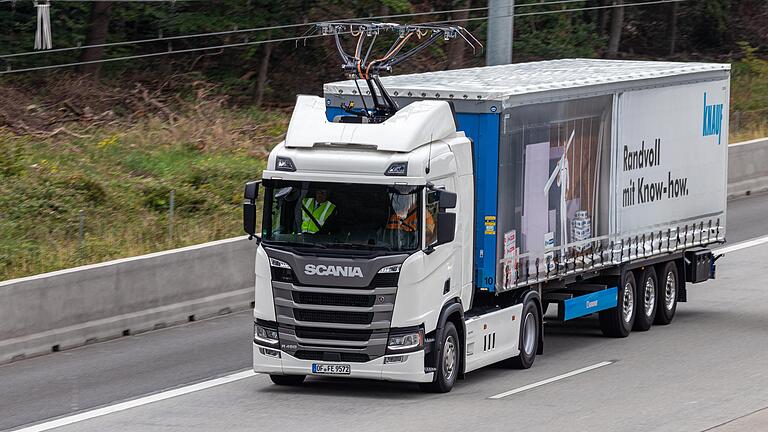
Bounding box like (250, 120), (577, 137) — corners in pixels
(384, 355), (408, 364)
(259, 347), (281, 358)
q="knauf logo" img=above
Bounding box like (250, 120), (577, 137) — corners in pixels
(702, 92), (724, 145)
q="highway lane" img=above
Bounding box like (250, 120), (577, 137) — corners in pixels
(21, 239), (768, 432)
(2, 192), (768, 431)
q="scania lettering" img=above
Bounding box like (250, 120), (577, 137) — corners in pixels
(304, 264), (364, 278)
(242, 24), (729, 393)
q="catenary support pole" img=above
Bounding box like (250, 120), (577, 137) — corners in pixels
(486, 0), (514, 65)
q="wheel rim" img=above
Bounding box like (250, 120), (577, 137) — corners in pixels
(442, 335), (456, 381)
(665, 271), (677, 311)
(622, 281), (634, 324)
(522, 312), (536, 356)
(644, 276), (656, 317)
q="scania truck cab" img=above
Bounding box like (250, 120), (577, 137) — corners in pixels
(247, 96), (483, 392)
(244, 59), (729, 392)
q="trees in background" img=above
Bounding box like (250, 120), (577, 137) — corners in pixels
(0, 0), (764, 103)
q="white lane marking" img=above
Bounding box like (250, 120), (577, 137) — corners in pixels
(14, 370), (257, 432)
(714, 234), (768, 255)
(488, 361), (613, 399)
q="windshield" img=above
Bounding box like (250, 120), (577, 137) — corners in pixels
(262, 180), (422, 253)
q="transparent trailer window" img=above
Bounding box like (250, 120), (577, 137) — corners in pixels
(497, 96), (613, 288)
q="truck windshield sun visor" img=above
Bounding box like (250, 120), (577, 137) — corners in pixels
(261, 180), (424, 254)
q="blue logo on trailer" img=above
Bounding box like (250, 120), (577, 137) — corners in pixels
(702, 92), (723, 145)
(562, 287), (618, 321)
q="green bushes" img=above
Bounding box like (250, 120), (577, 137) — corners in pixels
(0, 109), (274, 281)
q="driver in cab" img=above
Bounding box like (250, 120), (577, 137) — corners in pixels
(301, 189), (336, 234)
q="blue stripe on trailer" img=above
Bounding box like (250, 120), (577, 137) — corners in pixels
(563, 287), (618, 321)
(454, 113), (500, 292)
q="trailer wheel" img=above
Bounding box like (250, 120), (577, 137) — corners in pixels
(508, 299), (540, 369)
(654, 261), (679, 325)
(633, 267), (658, 331)
(420, 321), (459, 393)
(599, 271), (636, 337)
(270, 374), (306, 386)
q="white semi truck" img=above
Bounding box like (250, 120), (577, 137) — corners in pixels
(243, 57), (729, 392)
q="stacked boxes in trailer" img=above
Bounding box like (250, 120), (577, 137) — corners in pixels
(244, 59), (729, 392)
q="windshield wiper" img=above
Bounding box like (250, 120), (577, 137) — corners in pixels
(262, 240), (327, 249)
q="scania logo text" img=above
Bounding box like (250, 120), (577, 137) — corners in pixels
(304, 264), (364, 278)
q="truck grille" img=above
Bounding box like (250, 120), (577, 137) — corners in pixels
(267, 253), (403, 362)
(294, 309), (373, 325)
(295, 350), (370, 363)
(292, 291), (374, 307)
(273, 271), (398, 289)
(294, 326), (372, 342)
(372, 272), (398, 287)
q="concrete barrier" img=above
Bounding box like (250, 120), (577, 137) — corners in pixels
(2, 137), (767, 364)
(0, 236), (255, 364)
(728, 137), (768, 199)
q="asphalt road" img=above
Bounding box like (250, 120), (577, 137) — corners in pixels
(2, 193), (768, 432)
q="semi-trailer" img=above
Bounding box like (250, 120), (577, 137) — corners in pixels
(243, 57), (729, 392)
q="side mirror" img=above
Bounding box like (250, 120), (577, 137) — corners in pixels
(436, 213), (456, 245)
(244, 180), (260, 201)
(243, 180), (261, 241)
(433, 189), (457, 209)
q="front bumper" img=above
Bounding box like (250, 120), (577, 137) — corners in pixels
(253, 343), (433, 383)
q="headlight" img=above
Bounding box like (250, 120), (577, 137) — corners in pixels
(275, 156), (296, 172)
(269, 257), (291, 269)
(387, 328), (424, 352)
(254, 322), (279, 347)
(378, 264), (401, 274)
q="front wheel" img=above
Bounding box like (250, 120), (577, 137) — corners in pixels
(508, 299), (540, 369)
(420, 322), (459, 393)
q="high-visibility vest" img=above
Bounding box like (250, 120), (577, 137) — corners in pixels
(387, 205), (433, 233)
(301, 198), (335, 233)
(387, 207), (418, 232)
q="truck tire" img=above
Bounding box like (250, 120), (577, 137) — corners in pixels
(599, 271), (636, 338)
(633, 267), (658, 331)
(269, 374), (306, 386)
(508, 299), (540, 369)
(654, 261), (679, 325)
(420, 322), (459, 393)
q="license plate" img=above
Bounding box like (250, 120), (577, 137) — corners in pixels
(312, 363), (351, 375)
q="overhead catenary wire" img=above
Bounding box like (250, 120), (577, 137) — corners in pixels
(0, 0), (621, 60)
(0, 5), (490, 59)
(0, 0), (688, 75)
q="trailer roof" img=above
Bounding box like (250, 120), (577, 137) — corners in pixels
(324, 59), (730, 102)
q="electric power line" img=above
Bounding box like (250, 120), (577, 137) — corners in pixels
(0, 6), (490, 59)
(0, 0), (688, 75)
(0, 33), (332, 74)
(0, 0), (606, 60)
